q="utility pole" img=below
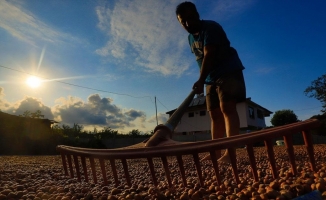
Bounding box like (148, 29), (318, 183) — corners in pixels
(155, 96), (158, 126)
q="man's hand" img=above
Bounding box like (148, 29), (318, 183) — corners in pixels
(192, 79), (204, 94)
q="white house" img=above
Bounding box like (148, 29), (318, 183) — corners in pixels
(166, 96), (273, 135)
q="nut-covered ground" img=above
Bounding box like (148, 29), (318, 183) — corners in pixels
(1, 145), (326, 200)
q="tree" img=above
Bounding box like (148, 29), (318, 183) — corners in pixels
(271, 109), (299, 127)
(129, 129), (141, 137)
(19, 110), (44, 118)
(304, 74), (326, 113)
(310, 114), (326, 136)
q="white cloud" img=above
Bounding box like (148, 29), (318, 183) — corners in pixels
(0, 93), (54, 119)
(0, 87), (4, 97)
(0, 86), (149, 131)
(0, 1), (81, 46)
(0, 87), (10, 111)
(254, 66), (275, 75)
(147, 112), (169, 125)
(52, 94), (147, 130)
(95, 0), (191, 76)
(210, 0), (255, 20)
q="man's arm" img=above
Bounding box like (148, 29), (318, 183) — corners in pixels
(193, 44), (219, 93)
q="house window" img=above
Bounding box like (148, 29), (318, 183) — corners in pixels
(199, 110), (206, 116)
(257, 109), (264, 119)
(188, 112), (194, 117)
(249, 106), (255, 119)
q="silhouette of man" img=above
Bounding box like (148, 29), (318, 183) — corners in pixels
(176, 2), (246, 162)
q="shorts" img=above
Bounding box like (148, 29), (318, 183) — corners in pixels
(206, 70), (246, 111)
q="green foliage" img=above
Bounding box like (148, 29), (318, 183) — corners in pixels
(19, 110), (44, 118)
(310, 114), (326, 136)
(270, 109), (299, 127)
(304, 74), (326, 113)
(98, 127), (119, 139)
(49, 124), (153, 149)
(129, 129), (141, 137)
(1, 110), (154, 155)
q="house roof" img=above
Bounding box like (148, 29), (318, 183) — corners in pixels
(0, 111), (58, 124)
(246, 97), (273, 116)
(166, 96), (273, 116)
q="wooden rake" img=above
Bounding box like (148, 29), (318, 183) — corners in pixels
(57, 121), (320, 187)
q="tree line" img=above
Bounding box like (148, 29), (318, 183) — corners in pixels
(270, 73), (326, 135)
(1, 73), (325, 154)
(51, 123), (153, 149)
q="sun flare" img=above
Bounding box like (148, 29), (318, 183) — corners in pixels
(26, 76), (41, 88)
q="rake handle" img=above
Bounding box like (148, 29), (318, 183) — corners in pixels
(145, 89), (196, 147)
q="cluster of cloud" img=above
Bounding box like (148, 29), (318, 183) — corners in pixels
(211, 0), (255, 20)
(0, 87), (167, 132)
(0, 0), (254, 78)
(95, 0), (191, 77)
(0, 1), (82, 47)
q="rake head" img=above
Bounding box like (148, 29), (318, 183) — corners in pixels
(57, 119), (320, 188)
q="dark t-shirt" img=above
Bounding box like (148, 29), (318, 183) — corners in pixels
(188, 20), (244, 84)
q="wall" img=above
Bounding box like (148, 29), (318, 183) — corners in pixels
(236, 102), (248, 128)
(173, 101), (266, 134)
(174, 108), (211, 133)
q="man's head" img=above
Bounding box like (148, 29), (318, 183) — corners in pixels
(176, 1), (201, 34)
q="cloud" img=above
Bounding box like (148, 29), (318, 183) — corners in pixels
(211, 0), (255, 20)
(254, 66), (275, 75)
(0, 87), (149, 131)
(0, 87), (4, 97)
(52, 94), (147, 130)
(0, 1), (80, 46)
(147, 112), (169, 125)
(0, 87), (10, 111)
(95, 0), (191, 76)
(0, 93), (54, 119)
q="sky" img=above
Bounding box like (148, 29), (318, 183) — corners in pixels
(0, 0), (325, 133)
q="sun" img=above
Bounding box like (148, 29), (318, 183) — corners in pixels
(26, 76), (42, 88)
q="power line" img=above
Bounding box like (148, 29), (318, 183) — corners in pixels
(156, 97), (170, 111)
(293, 106), (323, 112)
(0, 64), (153, 100)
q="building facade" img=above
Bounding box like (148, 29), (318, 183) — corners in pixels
(166, 96), (272, 135)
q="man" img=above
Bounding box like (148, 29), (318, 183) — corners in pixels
(176, 2), (246, 163)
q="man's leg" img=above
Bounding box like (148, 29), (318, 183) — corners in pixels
(201, 106), (226, 160)
(217, 100), (240, 163)
(209, 107), (226, 159)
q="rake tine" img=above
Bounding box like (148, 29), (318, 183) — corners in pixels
(264, 140), (278, 179)
(302, 130), (316, 171)
(80, 156), (89, 182)
(89, 157), (97, 184)
(73, 155), (81, 182)
(56, 119), (320, 188)
(228, 148), (240, 184)
(283, 135), (297, 176)
(209, 151), (221, 185)
(99, 159), (108, 185)
(60, 153), (68, 176)
(66, 155), (74, 178)
(109, 159), (119, 187)
(192, 153), (204, 186)
(245, 144), (258, 182)
(161, 156), (172, 188)
(147, 158), (158, 186)
(121, 159), (131, 187)
(176, 155), (187, 187)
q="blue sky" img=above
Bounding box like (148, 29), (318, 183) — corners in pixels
(0, 0), (325, 133)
